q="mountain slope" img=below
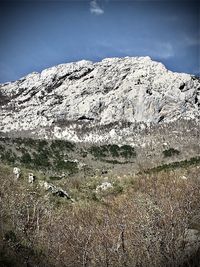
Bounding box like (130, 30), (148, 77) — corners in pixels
(0, 56), (199, 143)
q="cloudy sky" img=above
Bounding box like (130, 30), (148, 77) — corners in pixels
(0, 0), (199, 83)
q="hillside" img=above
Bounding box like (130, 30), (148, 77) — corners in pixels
(0, 161), (200, 267)
(0, 57), (200, 267)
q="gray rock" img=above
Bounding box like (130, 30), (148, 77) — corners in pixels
(96, 182), (113, 193)
(0, 57), (199, 143)
(13, 167), (21, 180)
(41, 181), (73, 200)
(28, 173), (35, 183)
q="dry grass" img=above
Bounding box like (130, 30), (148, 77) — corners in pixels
(0, 164), (200, 267)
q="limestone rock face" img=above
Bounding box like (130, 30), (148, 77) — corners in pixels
(0, 57), (199, 142)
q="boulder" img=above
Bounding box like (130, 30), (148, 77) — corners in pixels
(41, 181), (73, 200)
(13, 167), (21, 180)
(96, 182), (113, 193)
(28, 173), (35, 183)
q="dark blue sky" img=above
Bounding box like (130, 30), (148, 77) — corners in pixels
(0, 0), (199, 83)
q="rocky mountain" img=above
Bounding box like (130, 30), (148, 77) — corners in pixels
(0, 56), (200, 144)
(1, 57), (200, 267)
(1, 58), (200, 267)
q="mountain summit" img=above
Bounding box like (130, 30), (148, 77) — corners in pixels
(0, 56), (199, 142)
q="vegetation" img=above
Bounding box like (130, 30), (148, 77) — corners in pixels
(0, 144), (5, 151)
(120, 144), (136, 158)
(0, 138), (138, 174)
(32, 151), (50, 168)
(55, 160), (78, 174)
(0, 137), (200, 266)
(0, 163), (200, 267)
(103, 159), (131, 164)
(89, 144), (136, 160)
(1, 149), (16, 164)
(50, 139), (75, 151)
(37, 140), (48, 152)
(20, 152), (32, 164)
(148, 156), (200, 173)
(0, 138), (77, 172)
(163, 147), (180, 157)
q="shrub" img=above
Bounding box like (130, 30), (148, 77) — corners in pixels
(80, 149), (88, 158)
(0, 144), (5, 151)
(49, 176), (63, 181)
(23, 138), (37, 148)
(163, 148), (180, 157)
(1, 150), (16, 164)
(147, 156), (200, 173)
(50, 140), (75, 151)
(89, 145), (108, 158)
(20, 152), (32, 164)
(120, 145), (136, 158)
(55, 160), (78, 174)
(0, 164), (200, 267)
(103, 159), (121, 164)
(4, 231), (17, 243)
(107, 144), (120, 157)
(37, 140), (48, 152)
(32, 151), (50, 168)
(89, 144), (136, 159)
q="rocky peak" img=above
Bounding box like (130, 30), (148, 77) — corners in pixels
(0, 56), (199, 143)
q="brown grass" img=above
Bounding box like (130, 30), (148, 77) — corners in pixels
(0, 165), (200, 267)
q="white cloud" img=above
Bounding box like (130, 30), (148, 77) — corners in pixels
(137, 41), (174, 59)
(90, 0), (104, 15)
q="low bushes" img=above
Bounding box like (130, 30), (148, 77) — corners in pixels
(0, 164), (200, 267)
(89, 144), (136, 160)
(163, 148), (180, 157)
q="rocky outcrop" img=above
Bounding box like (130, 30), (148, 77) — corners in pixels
(41, 181), (73, 200)
(96, 182), (113, 193)
(0, 57), (199, 143)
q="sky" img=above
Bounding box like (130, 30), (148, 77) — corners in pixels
(0, 0), (199, 83)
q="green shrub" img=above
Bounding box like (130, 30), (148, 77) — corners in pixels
(5, 230), (17, 243)
(163, 148), (180, 157)
(1, 150), (16, 164)
(21, 152), (32, 164)
(89, 144), (136, 159)
(50, 140), (75, 151)
(89, 145), (108, 158)
(23, 138), (37, 147)
(55, 160), (78, 174)
(147, 156), (200, 173)
(80, 149), (88, 158)
(120, 145), (136, 158)
(108, 144), (120, 157)
(32, 151), (50, 167)
(13, 137), (23, 145)
(37, 140), (48, 152)
(0, 144), (5, 151)
(103, 159), (127, 164)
